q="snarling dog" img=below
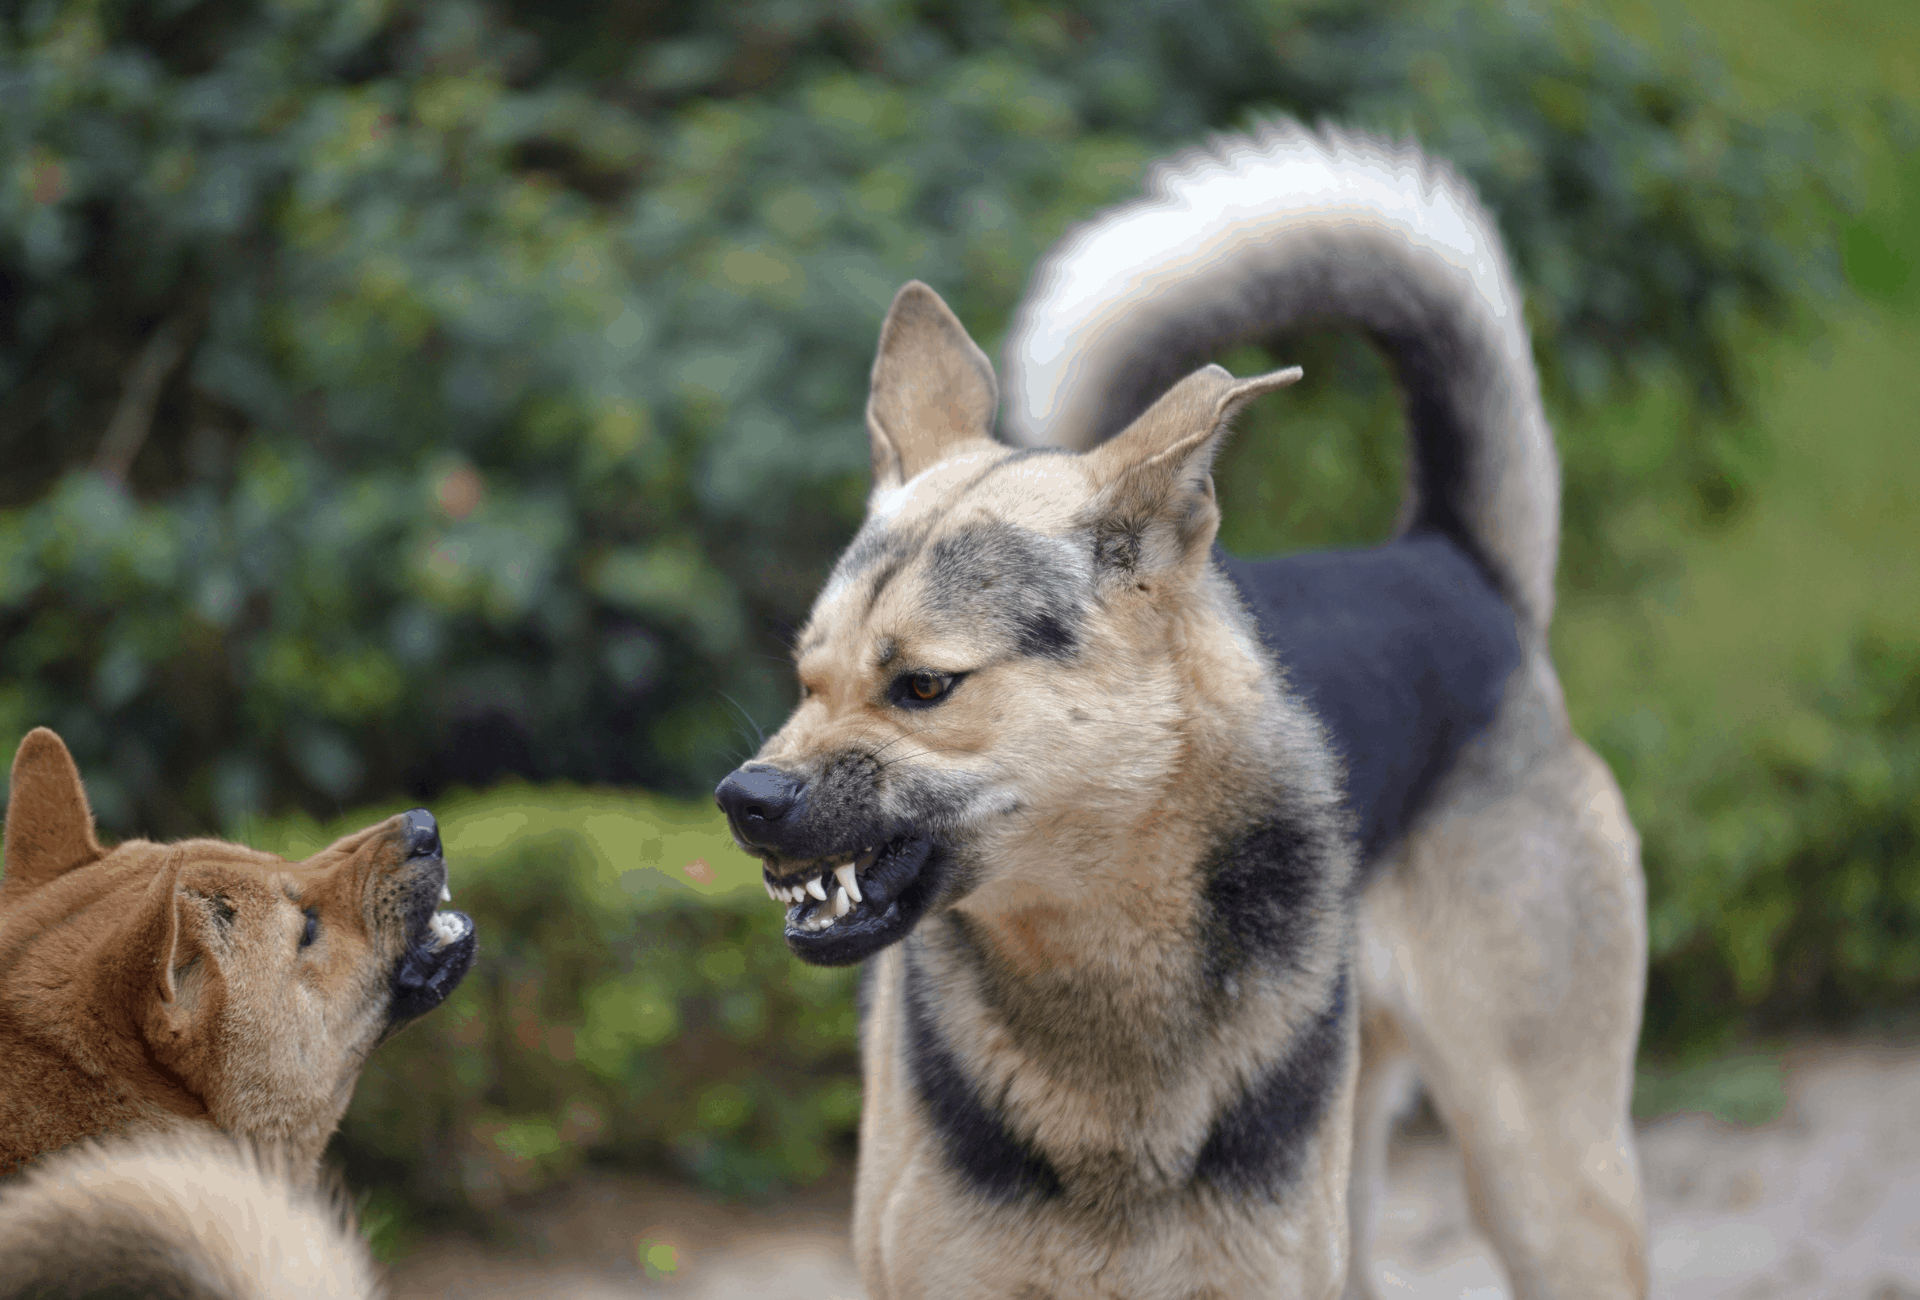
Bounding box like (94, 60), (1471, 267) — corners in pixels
(0, 727), (477, 1178)
(717, 122), (1648, 1299)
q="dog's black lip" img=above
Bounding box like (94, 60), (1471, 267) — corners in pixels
(385, 851), (477, 1029)
(767, 836), (941, 967)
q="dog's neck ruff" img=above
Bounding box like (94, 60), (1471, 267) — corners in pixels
(886, 651), (1359, 1215)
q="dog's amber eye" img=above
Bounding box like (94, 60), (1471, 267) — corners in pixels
(892, 670), (960, 709)
(300, 908), (319, 950)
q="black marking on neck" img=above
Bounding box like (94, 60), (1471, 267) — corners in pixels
(902, 948), (1063, 1203)
(1190, 967), (1350, 1196)
(1199, 812), (1344, 982)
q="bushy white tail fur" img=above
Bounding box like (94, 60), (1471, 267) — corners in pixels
(1001, 120), (1560, 631)
(0, 1132), (380, 1300)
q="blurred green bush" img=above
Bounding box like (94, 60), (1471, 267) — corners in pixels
(250, 788), (861, 1226)
(0, 0), (1854, 836)
(1624, 631), (1920, 1052)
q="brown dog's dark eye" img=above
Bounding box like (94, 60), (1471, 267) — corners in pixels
(300, 908), (319, 950)
(892, 670), (961, 709)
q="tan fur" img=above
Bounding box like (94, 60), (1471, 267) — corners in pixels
(734, 283), (1357, 1297)
(0, 727), (452, 1176)
(732, 258), (1650, 1299)
(0, 1130), (381, 1299)
(1346, 650), (1648, 1299)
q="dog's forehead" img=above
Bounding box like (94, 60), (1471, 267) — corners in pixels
(873, 447), (1089, 529)
(176, 840), (299, 877)
(799, 451), (1094, 668)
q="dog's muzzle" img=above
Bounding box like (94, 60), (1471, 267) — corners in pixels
(716, 764), (944, 966)
(386, 808), (477, 1028)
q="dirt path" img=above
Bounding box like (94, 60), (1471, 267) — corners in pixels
(387, 1043), (1920, 1299)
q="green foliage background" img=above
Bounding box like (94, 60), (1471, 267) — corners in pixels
(0, 0), (1852, 828)
(1, 0), (1916, 1235)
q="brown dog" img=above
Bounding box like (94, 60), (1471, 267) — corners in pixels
(0, 726), (476, 1177)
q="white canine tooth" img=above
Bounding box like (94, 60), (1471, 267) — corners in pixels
(427, 911), (468, 949)
(832, 886), (852, 917)
(440, 883), (452, 902)
(766, 880), (782, 902)
(806, 876), (828, 902)
(835, 863), (862, 903)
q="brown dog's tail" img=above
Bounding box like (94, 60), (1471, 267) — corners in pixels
(1001, 120), (1560, 634)
(0, 1131), (381, 1300)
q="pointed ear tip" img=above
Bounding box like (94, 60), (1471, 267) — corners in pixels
(14, 727), (68, 766)
(1243, 365), (1303, 390)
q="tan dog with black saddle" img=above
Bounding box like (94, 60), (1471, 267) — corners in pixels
(717, 122), (1647, 1298)
(0, 726), (476, 1296)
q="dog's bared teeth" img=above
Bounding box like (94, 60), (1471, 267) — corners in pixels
(427, 911), (469, 949)
(835, 862), (863, 903)
(806, 876), (828, 902)
(832, 886), (852, 917)
(766, 880), (783, 902)
(440, 883), (452, 903)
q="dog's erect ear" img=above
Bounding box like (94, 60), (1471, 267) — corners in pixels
(866, 281), (999, 493)
(1082, 364), (1302, 574)
(3, 727), (104, 896)
(126, 856), (221, 1061)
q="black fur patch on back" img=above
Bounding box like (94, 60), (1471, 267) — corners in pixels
(1190, 968), (1349, 1196)
(1218, 532), (1521, 867)
(922, 520), (1083, 660)
(902, 948), (1063, 1203)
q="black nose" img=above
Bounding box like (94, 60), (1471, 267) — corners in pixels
(402, 809), (441, 858)
(715, 766), (804, 848)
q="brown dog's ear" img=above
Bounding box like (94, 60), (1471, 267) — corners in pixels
(866, 281), (999, 493)
(121, 857), (226, 1100)
(3, 727), (104, 896)
(1080, 364), (1302, 576)
(123, 855), (216, 1050)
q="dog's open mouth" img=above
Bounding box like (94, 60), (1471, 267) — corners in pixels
(388, 868), (478, 1026)
(761, 835), (938, 965)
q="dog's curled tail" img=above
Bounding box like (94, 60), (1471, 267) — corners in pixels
(1002, 120), (1560, 632)
(0, 1131), (382, 1300)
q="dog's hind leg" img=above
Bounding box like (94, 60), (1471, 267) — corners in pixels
(1342, 1001), (1420, 1300)
(1361, 666), (1649, 1300)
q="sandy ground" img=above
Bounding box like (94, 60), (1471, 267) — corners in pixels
(387, 1043), (1920, 1300)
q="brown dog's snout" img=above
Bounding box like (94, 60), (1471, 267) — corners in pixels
(400, 809), (441, 859)
(715, 766), (805, 851)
